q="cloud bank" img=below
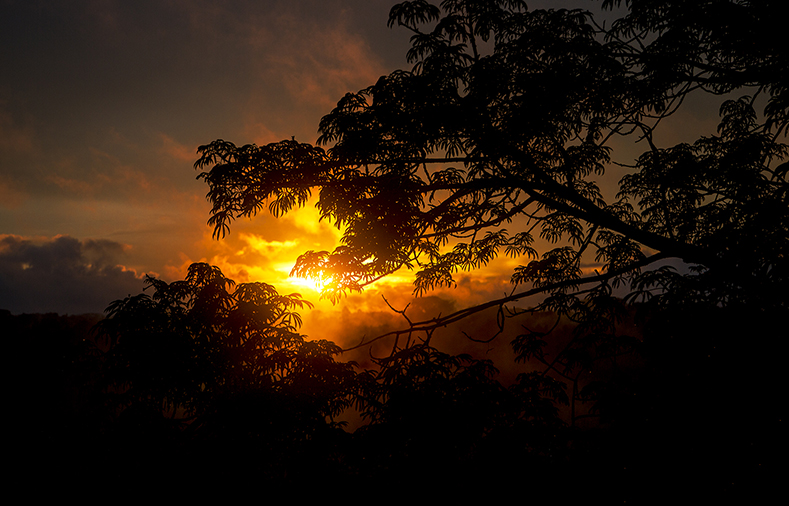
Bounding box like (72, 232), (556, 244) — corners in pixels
(0, 235), (145, 314)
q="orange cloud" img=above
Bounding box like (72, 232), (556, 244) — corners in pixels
(170, 195), (340, 291)
(241, 122), (282, 146)
(270, 20), (388, 109)
(177, 223), (543, 347)
(159, 133), (197, 163)
(44, 174), (97, 194)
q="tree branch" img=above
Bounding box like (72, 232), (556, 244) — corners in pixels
(342, 251), (671, 352)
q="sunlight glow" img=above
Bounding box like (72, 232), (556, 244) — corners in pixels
(287, 272), (330, 293)
(240, 234), (300, 255)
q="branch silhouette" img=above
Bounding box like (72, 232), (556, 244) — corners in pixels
(188, 0), (786, 496)
(343, 250), (671, 351)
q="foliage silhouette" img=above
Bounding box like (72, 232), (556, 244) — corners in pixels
(94, 262), (358, 484)
(193, 0), (785, 497)
(195, 0), (786, 315)
(196, 0), (784, 416)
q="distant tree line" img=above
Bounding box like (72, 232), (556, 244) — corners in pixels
(5, 261), (781, 499)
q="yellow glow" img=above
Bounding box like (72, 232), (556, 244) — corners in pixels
(282, 198), (344, 240)
(287, 272), (329, 294)
(240, 234), (300, 254)
(172, 195), (534, 346)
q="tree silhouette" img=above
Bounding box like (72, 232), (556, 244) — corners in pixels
(190, 0), (784, 496)
(194, 0), (786, 313)
(195, 0), (784, 400)
(349, 344), (573, 485)
(94, 262), (358, 484)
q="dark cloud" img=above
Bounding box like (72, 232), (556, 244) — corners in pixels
(0, 235), (144, 314)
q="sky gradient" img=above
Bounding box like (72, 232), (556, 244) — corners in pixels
(2, 1), (405, 317)
(0, 0), (722, 345)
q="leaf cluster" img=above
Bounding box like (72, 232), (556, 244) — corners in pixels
(95, 263), (356, 430)
(192, 0), (787, 444)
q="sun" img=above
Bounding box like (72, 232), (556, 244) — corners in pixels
(287, 273), (326, 294)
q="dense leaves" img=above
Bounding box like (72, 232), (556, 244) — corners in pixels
(195, 0), (787, 317)
(13, 271), (589, 491)
(195, 5), (785, 482)
(95, 263), (357, 454)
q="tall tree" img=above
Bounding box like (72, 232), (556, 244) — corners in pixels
(193, 4), (786, 491)
(195, 0), (786, 317)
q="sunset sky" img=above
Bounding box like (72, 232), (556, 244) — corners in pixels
(0, 0), (724, 346)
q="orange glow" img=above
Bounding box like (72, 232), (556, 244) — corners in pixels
(173, 196), (341, 297)
(166, 192), (556, 347)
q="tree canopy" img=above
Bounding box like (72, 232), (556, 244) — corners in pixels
(192, 5), (786, 491)
(194, 0), (787, 328)
(96, 262), (356, 426)
(90, 262), (359, 486)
